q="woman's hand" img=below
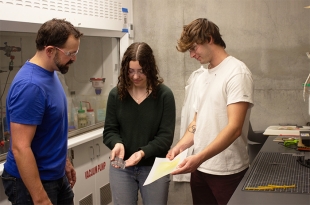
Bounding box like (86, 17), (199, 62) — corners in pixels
(110, 143), (125, 160)
(110, 143), (125, 169)
(125, 150), (145, 167)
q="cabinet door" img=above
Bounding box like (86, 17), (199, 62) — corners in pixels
(71, 140), (96, 205)
(92, 137), (112, 205)
(70, 138), (112, 205)
(0, 182), (10, 205)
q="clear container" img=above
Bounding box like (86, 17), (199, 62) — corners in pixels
(83, 101), (95, 126)
(86, 109), (95, 126)
(77, 102), (88, 129)
(70, 91), (78, 129)
(66, 96), (73, 126)
(95, 94), (107, 123)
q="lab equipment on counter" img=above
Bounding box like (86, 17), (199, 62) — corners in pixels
(90, 78), (107, 123)
(83, 101), (95, 126)
(263, 125), (310, 136)
(90, 78), (105, 95)
(69, 91), (78, 130)
(94, 94), (106, 123)
(67, 95), (73, 128)
(77, 102), (88, 129)
(298, 130), (310, 151)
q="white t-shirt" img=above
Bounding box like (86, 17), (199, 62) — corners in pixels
(173, 66), (206, 182)
(193, 56), (254, 175)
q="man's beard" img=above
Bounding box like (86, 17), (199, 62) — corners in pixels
(54, 54), (73, 74)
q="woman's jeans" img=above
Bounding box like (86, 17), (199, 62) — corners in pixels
(1, 169), (74, 205)
(110, 165), (170, 205)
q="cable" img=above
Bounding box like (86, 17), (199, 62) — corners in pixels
(0, 70), (11, 101)
(296, 157), (310, 169)
(303, 73), (310, 101)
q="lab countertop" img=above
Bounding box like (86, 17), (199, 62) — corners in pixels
(228, 136), (310, 205)
(0, 128), (104, 175)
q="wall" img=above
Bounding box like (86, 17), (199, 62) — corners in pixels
(132, 0), (310, 135)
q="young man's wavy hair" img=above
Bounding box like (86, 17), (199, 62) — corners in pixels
(36, 18), (83, 50)
(177, 18), (226, 52)
(117, 42), (163, 100)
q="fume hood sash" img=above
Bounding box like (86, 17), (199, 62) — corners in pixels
(0, 0), (130, 37)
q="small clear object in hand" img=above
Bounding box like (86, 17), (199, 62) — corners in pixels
(111, 156), (126, 169)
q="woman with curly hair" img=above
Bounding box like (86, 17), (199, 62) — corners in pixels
(103, 42), (176, 205)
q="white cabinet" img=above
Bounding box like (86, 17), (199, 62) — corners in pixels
(70, 137), (112, 205)
(0, 129), (111, 205)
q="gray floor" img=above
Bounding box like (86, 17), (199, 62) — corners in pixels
(138, 179), (193, 205)
(167, 181), (192, 205)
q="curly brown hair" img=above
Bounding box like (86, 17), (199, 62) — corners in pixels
(176, 18), (226, 52)
(117, 42), (163, 100)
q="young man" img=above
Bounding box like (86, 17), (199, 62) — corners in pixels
(2, 18), (83, 205)
(167, 18), (254, 205)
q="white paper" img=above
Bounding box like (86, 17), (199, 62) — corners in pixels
(143, 149), (188, 186)
(263, 125), (310, 136)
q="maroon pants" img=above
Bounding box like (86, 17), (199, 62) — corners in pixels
(190, 168), (248, 205)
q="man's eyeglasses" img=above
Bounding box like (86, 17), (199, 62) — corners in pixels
(55, 47), (79, 57)
(188, 44), (198, 53)
(128, 69), (145, 76)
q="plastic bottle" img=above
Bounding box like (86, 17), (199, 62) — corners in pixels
(83, 101), (95, 126)
(66, 96), (74, 130)
(77, 102), (88, 128)
(70, 91), (78, 130)
(95, 94), (106, 123)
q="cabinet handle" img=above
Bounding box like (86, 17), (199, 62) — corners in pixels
(96, 143), (100, 157)
(71, 149), (75, 159)
(89, 146), (94, 160)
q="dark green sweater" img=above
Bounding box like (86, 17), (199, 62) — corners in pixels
(103, 84), (176, 166)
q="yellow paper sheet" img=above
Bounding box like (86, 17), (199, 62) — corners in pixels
(143, 149), (188, 186)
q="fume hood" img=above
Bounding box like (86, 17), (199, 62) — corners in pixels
(0, 1), (133, 205)
(0, 0), (133, 142)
